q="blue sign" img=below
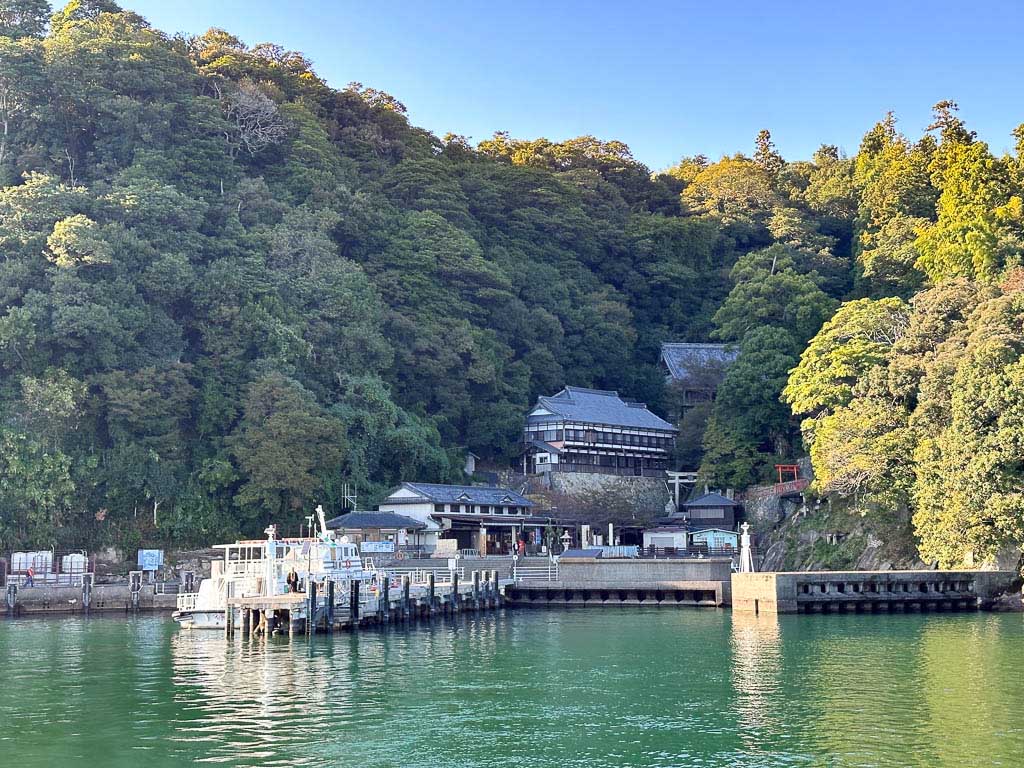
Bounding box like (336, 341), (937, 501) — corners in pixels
(360, 541), (395, 554)
(137, 549), (164, 571)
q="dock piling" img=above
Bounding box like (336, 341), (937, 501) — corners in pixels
(128, 571), (142, 613)
(82, 574), (93, 615)
(402, 576), (411, 622)
(307, 580), (317, 635)
(5, 583), (16, 617)
(326, 580), (335, 630)
(428, 572), (436, 612)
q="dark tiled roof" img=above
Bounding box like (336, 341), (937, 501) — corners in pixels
(684, 493), (740, 509)
(389, 483), (534, 508)
(660, 343), (737, 382)
(529, 387), (675, 431)
(326, 511), (426, 530)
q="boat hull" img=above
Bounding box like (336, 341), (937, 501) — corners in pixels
(173, 610), (225, 630)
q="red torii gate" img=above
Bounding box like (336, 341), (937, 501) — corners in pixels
(775, 464), (800, 484)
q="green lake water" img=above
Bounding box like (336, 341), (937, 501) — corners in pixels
(0, 609), (1021, 767)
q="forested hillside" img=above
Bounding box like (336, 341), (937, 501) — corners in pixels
(2, 1), (1023, 568)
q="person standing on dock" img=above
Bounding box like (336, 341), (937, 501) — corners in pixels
(286, 567), (299, 593)
(24, 567), (34, 588)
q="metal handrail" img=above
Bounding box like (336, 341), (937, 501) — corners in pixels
(513, 562), (559, 582)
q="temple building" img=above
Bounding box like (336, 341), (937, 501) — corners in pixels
(659, 342), (737, 414)
(521, 386), (677, 477)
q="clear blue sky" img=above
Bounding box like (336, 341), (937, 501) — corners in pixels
(120, 0), (1024, 171)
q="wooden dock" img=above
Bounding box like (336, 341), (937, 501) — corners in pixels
(223, 569), (510, 637)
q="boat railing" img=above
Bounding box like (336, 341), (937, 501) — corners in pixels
(377, 566), (465, 585)
(176, 592), (198, 612)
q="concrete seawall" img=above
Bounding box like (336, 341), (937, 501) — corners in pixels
(4, 585), (177, 616)
(733, 570), (1020, 614)
(505, 557), (733, 607)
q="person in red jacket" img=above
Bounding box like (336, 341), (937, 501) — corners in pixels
(25, 566), (34, 588)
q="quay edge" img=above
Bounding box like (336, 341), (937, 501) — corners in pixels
(732, 570), (1022, 614)
(504, 556), (733, 608)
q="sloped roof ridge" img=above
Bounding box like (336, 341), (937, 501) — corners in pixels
(562, 385), (620, 397)
(662, 341), (730, 349)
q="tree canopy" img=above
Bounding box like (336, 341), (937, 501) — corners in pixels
(3, 4), (1024, 569)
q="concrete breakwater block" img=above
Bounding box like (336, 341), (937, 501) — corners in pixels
(732, 570), (1021, 614)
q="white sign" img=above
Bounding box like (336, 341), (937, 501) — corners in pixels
(360, 541), (395, 554)
(434, 539), (458, 556)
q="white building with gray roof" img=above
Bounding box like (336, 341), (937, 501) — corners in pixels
(522, 386), (677, 478)
(376, 482), (568, 555)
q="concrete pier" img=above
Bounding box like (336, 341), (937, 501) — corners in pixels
(732, 570), (1021, 614)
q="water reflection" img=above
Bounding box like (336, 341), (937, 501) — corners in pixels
(3, 611), (1024, 768)
(917, 615), (1024, 768)
(730, 613), (784, 762)
(166, 615), (510, 767)
(730, 613), (783, 728)
(170, 630), (369, 765)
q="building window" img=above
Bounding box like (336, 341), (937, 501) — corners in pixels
(434, 504), (444, 513)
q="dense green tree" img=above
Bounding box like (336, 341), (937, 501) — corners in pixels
(913, 292), (1024, 567)
(0, 35), (46, 181)
(915, 139), (1020, 282)
(712, 266), (836, 344)
(0, 0), (50, 37)
(784, 297), (910, 427)
(229, 372), (344, 525)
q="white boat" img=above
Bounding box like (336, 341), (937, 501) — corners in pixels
(174, 506), (366, 630)
(173, 575), (228, 629)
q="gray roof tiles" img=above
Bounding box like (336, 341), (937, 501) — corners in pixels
(530, 386), (675, 431)
(684, 492), (740, 508)
(660, 343), (738, 382)
(390, 483), (534, 508)
(326, 511), (427, 530)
